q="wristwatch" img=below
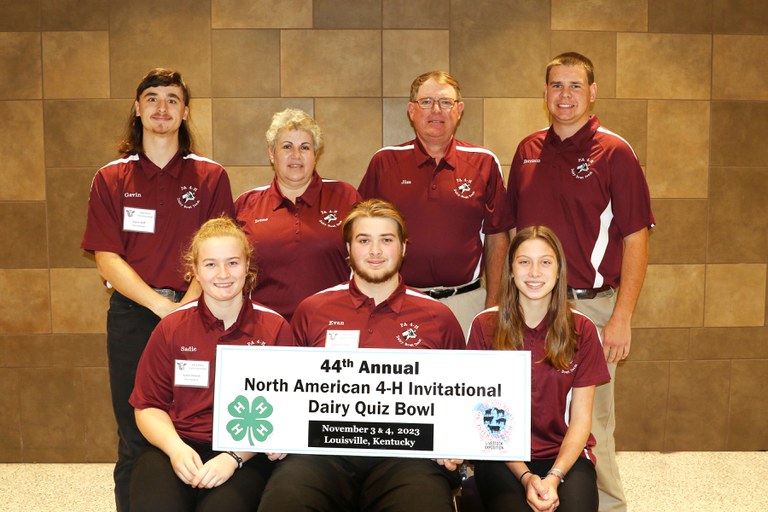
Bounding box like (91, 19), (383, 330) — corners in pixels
(225, 451), (243, 469)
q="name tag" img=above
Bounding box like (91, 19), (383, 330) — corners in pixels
(325, 330), (360, 349)
(123, 207), (156, 233)
(175, 360), (210, 388)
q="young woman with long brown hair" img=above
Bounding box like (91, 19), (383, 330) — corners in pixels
(468, 226), (609, 512)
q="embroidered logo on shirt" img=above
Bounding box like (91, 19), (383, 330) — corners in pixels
(178, 185), (201, 209)
(396, 322), (422, 347)
(453, 178), (475, 199)
(319, 210), (342, 228)
(247, 339), (266, 346)
(570, 158), (594, 180)
(523, 158), (541, 164)
(180, 346), (197, 352)
(124, 192), (142, 198)
(253, 218), (269, 224)
(400, 179), (412, 185)
(558, 362), (579, 374)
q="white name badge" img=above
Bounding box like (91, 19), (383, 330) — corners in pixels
(212, 347), (531, 461)
(325, 330), (360, 349)
(174, 360), (210, 388)
(123, 207), (156, 233)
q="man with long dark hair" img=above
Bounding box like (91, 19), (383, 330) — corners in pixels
(81, 68), (234, 512)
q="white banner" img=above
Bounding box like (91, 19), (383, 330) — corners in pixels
(212, 346), (530, 461)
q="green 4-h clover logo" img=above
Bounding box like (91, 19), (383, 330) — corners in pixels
(226, 395), (274, 446)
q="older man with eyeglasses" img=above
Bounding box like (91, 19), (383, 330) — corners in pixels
(359, 71), (512, 334)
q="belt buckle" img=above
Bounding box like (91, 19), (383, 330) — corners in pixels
(154, 288), (182, 303)
(428, 287), (454, 300)
(568, 286), (610, 300)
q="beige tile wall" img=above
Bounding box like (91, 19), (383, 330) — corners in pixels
(1, 0), (766, 461)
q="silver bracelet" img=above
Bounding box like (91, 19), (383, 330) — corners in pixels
(547, 467), (565, 483)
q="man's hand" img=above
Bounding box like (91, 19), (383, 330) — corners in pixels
(602, 313), (631, 363)
(434, 458), (463, 471)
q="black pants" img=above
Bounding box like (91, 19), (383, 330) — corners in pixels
(474, 458), (598, 512)
(106, 291), (159, 512)
(131, 444), (272, 512)
(257, 455), (457, 512)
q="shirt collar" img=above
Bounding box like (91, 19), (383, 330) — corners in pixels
(523, 315), (549, 337)
(348, 275), (407, 314)
(198, 293), (254, 340)
(544, 115), (600, 151)
(267, 171), (322, 211)
(137, 150), (183, 179)
(413, 137), (457, 171)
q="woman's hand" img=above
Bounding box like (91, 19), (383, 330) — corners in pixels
(522, 473), (560, 512)
(266, 452), (287, 461)
(167, 442), (204, 485)
(190, 453), (238, 488)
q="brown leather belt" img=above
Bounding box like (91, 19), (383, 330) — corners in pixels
(567, 285), (613, 300)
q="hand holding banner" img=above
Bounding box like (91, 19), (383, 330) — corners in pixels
(213, 346), (531, 461)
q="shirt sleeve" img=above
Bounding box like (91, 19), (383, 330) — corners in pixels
(274, 316), (295, 346)
(607, 143), (655, 238)
(129, 322), (175, 411)
(505, 143), (526, 228)
(572, 313), (610, 388)
(466, 311), (496, 350)
(481, 154), (515, 234)
(290, 299), (314, 347)
(81, 168), (125, 255)
(467, 318), (485, 350)
(436, 306), (466, 350)
(208, 168), (235, 219)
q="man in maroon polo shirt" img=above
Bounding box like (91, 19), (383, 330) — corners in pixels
(359, 71), (512, 333)
(507, 52), (654, 512)
(81, 68), (234, 512)
(258, 199), (464, 512)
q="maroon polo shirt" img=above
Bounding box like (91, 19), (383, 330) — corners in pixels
(359, 138), (513, 288)
(81, 152), (235, 291)
(507, 116), (654, 289)
(467, 307), (610, 462)
(291, 277), (465, 349)
(130, 295), (293, 444)
(235, 172), (361, 321)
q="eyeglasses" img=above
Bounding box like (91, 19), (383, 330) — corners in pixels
(413, 97), (458, 111)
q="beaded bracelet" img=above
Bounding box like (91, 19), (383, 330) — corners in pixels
(225, 450), (243, 469)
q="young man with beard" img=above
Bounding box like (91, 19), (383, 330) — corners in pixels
(257, 199), (465, 512)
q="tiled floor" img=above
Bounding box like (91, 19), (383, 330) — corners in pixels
(1, 452), (766, 511)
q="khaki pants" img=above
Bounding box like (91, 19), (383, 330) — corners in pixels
(570, 290), (627, 512)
